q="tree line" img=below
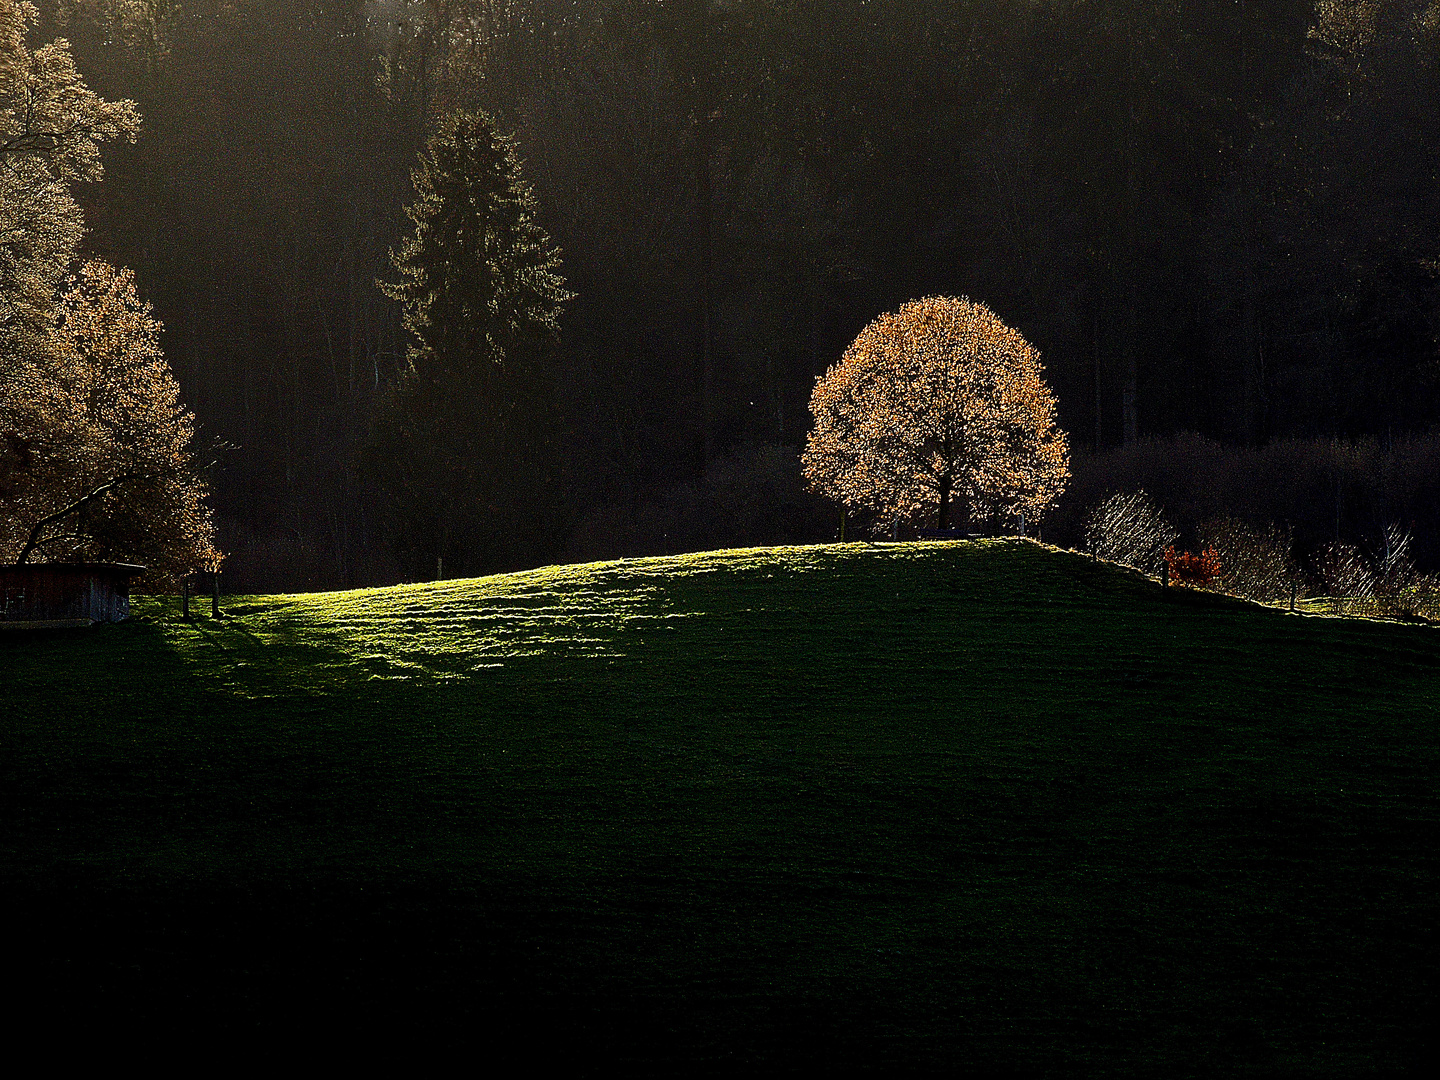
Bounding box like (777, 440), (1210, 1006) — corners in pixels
(9, 0), (1440, 589)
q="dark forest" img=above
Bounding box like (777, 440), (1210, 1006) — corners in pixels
(39, 0), (1440, 589)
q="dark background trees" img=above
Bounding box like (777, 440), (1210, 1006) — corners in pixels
(32, 0), (1440, 588)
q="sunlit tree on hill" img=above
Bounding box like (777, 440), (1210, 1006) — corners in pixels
(803, 296), (1068, 533)
(0, 0), (217, 583)
(1, 261), (220, 576)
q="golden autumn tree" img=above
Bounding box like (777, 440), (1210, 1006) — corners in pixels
(802, 296), (1069, 532)
(2, 0), (138, 355)
(1, 2), (218, 583)
(1, 261), (220, 580)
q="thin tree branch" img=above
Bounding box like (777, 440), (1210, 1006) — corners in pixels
(15, 472), (142, 565)
(26, 531), (89, 552)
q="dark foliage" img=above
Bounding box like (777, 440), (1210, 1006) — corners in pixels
(381, 110), (570, 379)
(370, 109), (570, 576)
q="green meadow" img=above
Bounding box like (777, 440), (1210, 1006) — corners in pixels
(3, 540), (1436, 1072)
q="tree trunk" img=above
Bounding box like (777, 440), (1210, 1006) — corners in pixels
(1122, 358), (1138, 445)
(700, 136), (714, 469)
(1121, 22), (1139, 447)
(693, 0), (715, 474)
(937, 475), (952, 530)
(1094, 311), (1103, 450)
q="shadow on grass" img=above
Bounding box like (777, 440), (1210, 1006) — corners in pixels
(4, 542), (1439, 1071)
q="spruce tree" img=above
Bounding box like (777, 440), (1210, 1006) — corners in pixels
(377, 110), (572, 576)
(383, 110), (571, 381)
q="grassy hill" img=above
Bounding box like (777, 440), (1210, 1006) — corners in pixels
(3, 540), (1437, 1072)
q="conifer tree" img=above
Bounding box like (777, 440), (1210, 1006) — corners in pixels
(376, 110), (572, 576)
(383, 109), (571, 382)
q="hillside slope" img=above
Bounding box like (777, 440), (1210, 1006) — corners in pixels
(3, 540), (1437, 1072)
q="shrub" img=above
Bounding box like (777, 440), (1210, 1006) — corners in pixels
(1365, 524), (1440, 620)
(1391, 574), (1440, 621)
(1164, 545), (1223, 588)
(1371, 523), (1418, 598)
(1312, 541), (1375, 602)
(1198, 516), (1299, 603)
(1083, 490), (1178, 575)
(1051, 432), (1440, 575)
(1302, 527), (1440, 620)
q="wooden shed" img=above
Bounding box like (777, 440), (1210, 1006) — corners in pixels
(0, 564), (146, 628)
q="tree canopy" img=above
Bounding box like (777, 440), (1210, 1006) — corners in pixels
(803, 297), (1069, 532)
(382, 109), (571, 381)
(2, 0), (138, 358)
(0, 1), (216, 582)
(2, 261), (219, 575)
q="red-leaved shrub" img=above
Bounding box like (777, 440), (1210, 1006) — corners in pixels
(1165, 545), (1223, 587)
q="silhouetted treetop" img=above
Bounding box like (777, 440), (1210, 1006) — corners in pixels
(382, 109), (572, 381)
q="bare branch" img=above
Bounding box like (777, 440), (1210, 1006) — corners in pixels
(14, 471), (142, 565)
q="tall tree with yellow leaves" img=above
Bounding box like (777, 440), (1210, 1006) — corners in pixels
(803, 297), (1068, 533)
(1, 0), (218, 583)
